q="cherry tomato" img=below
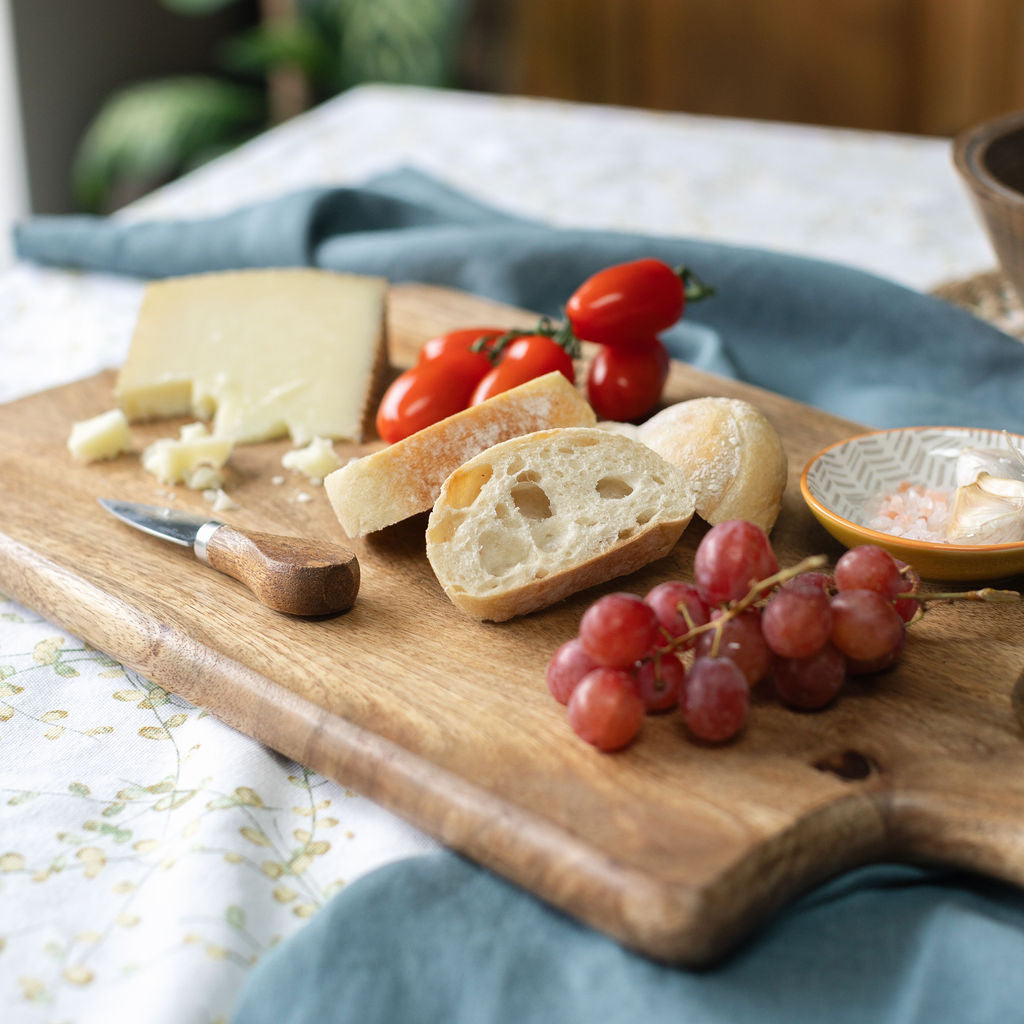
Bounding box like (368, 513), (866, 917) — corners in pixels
(470, 335), (574, 405)
(566, 258), (686, 347)
(419, 326), (502, 370)
(376, 348), (491, 443)
(586, 337), (668, 422)
(376, 326), (502, 443)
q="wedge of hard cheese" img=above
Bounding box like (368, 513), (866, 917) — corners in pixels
(426, 427), (695, 621)
(116, 268), (388, 444)
(325, 372), (596, 538)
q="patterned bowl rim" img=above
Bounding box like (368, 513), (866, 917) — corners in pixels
(800, 425), (1024, 555)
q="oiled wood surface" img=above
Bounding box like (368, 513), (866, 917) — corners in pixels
(2, 283), (1023, 964)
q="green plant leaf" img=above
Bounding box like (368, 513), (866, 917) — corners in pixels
(160, 0), (243, 15)
(326, 0), (466, 90)
(72, 75), (265, 212)
(220, 19), (333, 81)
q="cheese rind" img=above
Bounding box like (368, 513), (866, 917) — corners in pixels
(116, 269), (389, 444)
(67, 409), (133, 462)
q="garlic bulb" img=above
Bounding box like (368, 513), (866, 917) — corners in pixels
(946, 472), (1024, 543)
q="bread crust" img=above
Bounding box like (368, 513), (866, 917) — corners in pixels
(638, 397), (788, 532)
(440, 518), (687, 621)
(426, 427), (695, 621)
(325, 372), (596, 537)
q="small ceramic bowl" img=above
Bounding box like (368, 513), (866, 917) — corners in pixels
(801, 426), (1024, 582)
(954, 110), (1024, 305)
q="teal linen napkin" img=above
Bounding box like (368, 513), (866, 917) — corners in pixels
(231, 851), (1024, 1024)
(15, 168), (1024, 1022)
(14, 167), (1024, 432)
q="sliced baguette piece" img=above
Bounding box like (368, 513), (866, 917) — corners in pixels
(638, 396), (788, 532)
(325, 372), (595, 538)
(426, 427), (696, 621)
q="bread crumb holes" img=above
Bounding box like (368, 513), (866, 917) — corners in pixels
(596, 476), (633, 499)
(512, 481), (552, 520)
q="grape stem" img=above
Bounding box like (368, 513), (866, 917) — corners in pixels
(897, 587), (1021, 605)
(659, 554), (828, 656)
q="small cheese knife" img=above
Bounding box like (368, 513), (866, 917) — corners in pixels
(98, 498), (359, 617)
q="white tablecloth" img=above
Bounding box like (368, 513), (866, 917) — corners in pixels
(0, 84), (998, 1024)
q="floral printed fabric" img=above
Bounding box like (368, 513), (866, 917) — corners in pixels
(0, 595), (437, 1023)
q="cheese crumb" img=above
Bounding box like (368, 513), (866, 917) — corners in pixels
(281, 436), (342, 484)
(142, 422), (233, 488)
(204, 487), (240, 512)
(67, 409), (133, 462)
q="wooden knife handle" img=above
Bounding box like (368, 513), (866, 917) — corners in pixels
(202, 525), (360, 617)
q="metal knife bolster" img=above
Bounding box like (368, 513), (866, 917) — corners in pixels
(193, 520), (227, 565)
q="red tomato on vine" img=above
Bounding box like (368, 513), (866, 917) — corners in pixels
(586, 337), (669, 422)
(375, 326), (501, 443)
(566, 258), (713, 347)
(470, 335), (575, 405)
(418, 326), (502, 369)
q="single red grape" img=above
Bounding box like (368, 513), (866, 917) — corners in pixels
(845, 630), (906, 675)
(772, 643), (846, 709)
(693, 520), (779, 606)
(695, 608), (773, 686)
(683, 656), (749, 742)
(633, 652), (686, 712)
(546, 637), (599, 704)
(645, 580), (709, 641)
(567, 668), (645, 751)
(761, 585), (832, 659)
(782, 571), (833, 596)
(834, 545), (903, 600)
(830, 589), (905, 662)
(578, 592), (660, 668)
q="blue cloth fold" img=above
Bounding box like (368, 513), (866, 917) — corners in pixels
(14, 167), (1024, 431)
(232, 851), (1024, 1024)
(14, 167), (1024, 1023)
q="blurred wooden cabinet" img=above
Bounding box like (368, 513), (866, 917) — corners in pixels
(476, 0), (1024, 136)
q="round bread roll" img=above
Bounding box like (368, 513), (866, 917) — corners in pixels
(638, 397), (788, 532)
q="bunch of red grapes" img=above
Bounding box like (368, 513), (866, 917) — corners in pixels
(546, 519), (922, 751)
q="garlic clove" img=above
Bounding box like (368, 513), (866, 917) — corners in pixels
(946, 479), (1024, 544)
(975, 471), (1024, 499)
(955, 446), (1024, 487)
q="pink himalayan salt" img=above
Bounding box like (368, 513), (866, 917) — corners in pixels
(866, 481), (953, 542)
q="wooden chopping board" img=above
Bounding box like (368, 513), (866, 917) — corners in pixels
(2, 282), (1024, 966)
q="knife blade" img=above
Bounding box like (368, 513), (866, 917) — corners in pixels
(98, 499), (359, 617)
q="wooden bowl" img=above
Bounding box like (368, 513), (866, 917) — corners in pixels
(800, 426), (1024, 582)
(954, 110), (1024, 305)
